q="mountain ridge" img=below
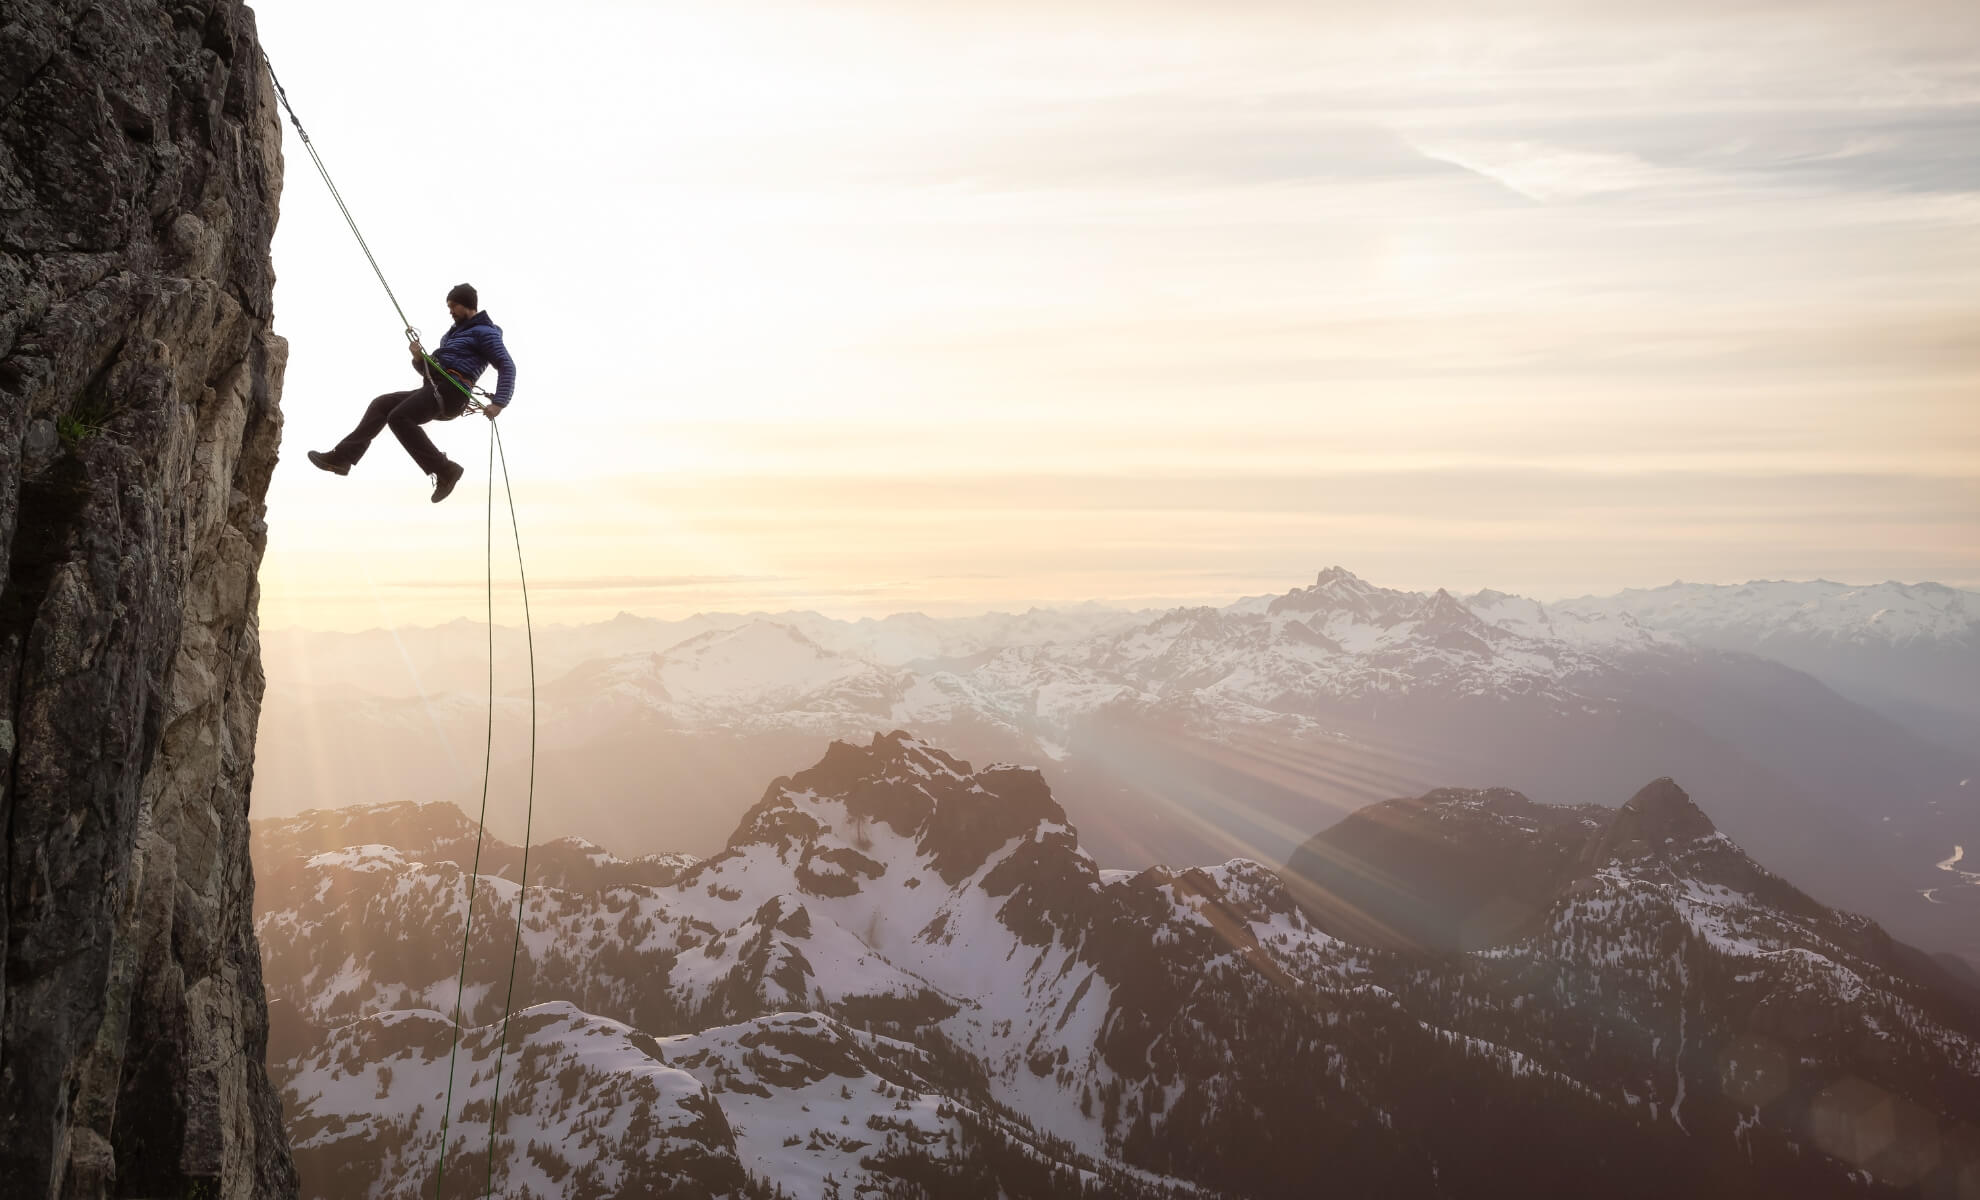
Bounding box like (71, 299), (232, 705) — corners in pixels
(257, 733), (1980, 1198)
(254, 568), (1980, 969)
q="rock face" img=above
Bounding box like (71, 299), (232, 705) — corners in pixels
(1, 1), (295, 1197)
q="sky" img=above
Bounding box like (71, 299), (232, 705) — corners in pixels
(253, 0), (1980, 631)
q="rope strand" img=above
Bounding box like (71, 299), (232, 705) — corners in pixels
(431, 427), (501, 1200)
(265, 57), (419, 338)
(483, 421), (539, 1193)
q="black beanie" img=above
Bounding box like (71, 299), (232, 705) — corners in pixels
(447, 282), (478, 310)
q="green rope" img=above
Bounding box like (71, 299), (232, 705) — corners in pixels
(263, 50), (532, 1199)
(482, 420), (539, 1193)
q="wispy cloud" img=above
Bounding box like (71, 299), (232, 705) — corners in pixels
(1409, 139), (1703, 202)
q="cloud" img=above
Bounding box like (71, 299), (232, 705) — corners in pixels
(1410, 139), (1709, 202)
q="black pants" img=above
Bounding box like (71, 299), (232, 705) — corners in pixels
(331, 369), (469, 475)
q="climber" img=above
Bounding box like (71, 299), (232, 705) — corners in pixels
(306, 283), (516, 502)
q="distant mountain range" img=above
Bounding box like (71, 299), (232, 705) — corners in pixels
(253, 570), (1980, 966)
(1557, 579), (1980, 753)
(255, 734), (1980, 1198)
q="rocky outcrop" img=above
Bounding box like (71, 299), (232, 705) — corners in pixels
(1585, 775), (1720, 865)
(1, 1), (294, 1197)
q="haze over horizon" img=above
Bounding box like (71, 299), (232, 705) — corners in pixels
(255, 566), (1980, 634)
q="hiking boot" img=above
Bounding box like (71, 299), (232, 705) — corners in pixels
(430, 459), (466, 503)
(307, 450), (349, 476)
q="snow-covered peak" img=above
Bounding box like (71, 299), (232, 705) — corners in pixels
(546, 620), (904, 731)
(659, 620), (877, 698)
(716, 730), (1077, 891)
(282, 1002), (745, 1197)
(1266, 566), (1414, 623)
(1456, 587), (1678, 653)
(302, 843), (406, 873)
(781, 606), (1150, 668)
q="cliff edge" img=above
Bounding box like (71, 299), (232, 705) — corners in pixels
(1, 1), (296, 1196)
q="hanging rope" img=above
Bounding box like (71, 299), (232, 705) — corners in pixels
(482, 421), (538, 1194)
(432, 425), (501, 1200)
(262, 52), (540, 1200)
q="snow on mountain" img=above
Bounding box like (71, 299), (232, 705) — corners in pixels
(258, 735), (1980, 1199)
(523, 565), (1680, 752)
(783, 605), (1152, 668)
(283, 569), (1705, 762)
(252, 567), (1980, 975)
(1466, 586), (1679, 653)
(263, 572), (1974, 733)
(284, 1003), (746, 1200)
(540, 621), (905, 734)
(991, 568), (1688, 735)
(1565, 579), (1980, 648)
(1558, 578), (1980, 755)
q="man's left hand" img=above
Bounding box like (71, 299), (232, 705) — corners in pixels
(483, 404), (502, 420)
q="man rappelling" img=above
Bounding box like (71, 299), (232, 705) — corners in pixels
(307, 283), (516, 502)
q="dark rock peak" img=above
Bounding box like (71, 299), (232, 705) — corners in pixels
(922, 762), (1068, 885)
(1312, 565), (1370, 590)
(1592, 777), (1718, 863)
(1414, 588), (1499, 654)
(1423, 587), (1478, 622)
(772, 730), (975, 837)
(1279, 616), (1343, 651)
(728, 732), (1072, 886)
(789, 729), (970, 794)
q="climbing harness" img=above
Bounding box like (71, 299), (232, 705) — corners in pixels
(265, 52), (539, 1200)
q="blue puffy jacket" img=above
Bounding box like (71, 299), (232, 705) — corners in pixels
(431, 311), (517, 407)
